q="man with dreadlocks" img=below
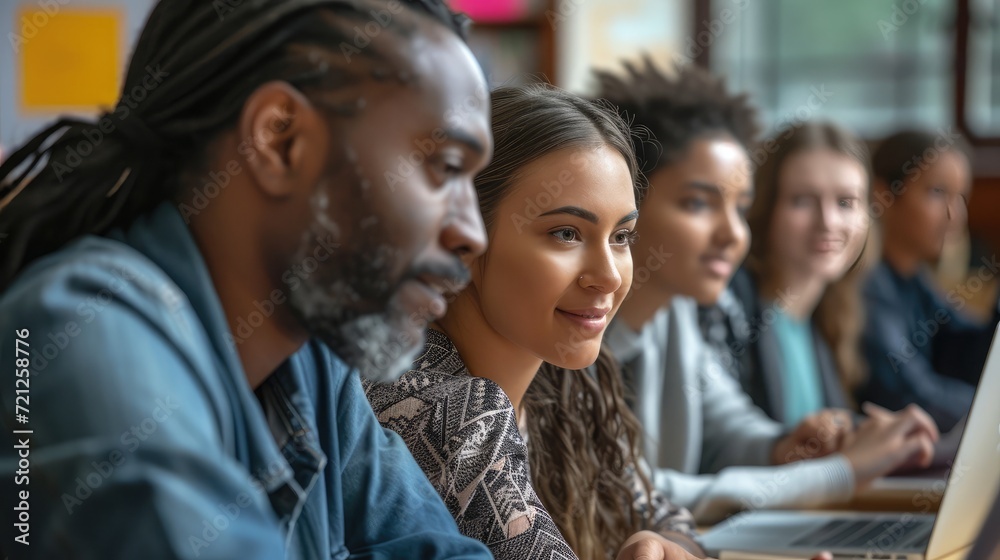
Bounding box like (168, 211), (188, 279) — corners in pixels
(0, 0), (495, 557)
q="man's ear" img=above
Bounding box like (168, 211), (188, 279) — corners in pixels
(237, 81), (329, 199)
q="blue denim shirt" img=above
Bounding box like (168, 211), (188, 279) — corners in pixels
(0, 203), (491, 559)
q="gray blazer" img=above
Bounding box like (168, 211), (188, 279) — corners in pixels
(605, 297), (854, 523)
(724, 267), (850, 424)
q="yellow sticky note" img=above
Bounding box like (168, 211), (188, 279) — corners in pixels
(18, 8), (121, 111)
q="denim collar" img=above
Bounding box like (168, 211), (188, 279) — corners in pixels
(110, 202), (325, 530)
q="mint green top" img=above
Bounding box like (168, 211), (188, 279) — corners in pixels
(773, 309), (824, 427)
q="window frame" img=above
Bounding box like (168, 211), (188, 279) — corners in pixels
(693, 0), (1000, 175)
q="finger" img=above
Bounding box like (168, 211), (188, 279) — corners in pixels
(819, 426), (842, 455)
(659, 537), (704, 560)
(912, 433), (936, 468)
(824, 412), (855, 454)
(628, 540), (665, 560)
(805, 413), (839, 453)
(679, 548), (705, 560)
(836, 409), (854, 430)
(811, 552), (833, 560)
(796, 414), (823, 438)
(862, 401), (894, 420)
(897, 433), (935, 469)
(881, 406), (928, 439)
(883, 405), (938, 444)
(815, 410), (848, 452)
(831, 422), (850, 453)
(903, 404), (941, 442)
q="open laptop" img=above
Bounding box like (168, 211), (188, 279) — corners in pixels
(852, 426), (960, 506)
(699, 324), (1000, 560)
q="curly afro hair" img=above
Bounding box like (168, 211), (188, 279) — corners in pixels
(594, 56), (760, 179)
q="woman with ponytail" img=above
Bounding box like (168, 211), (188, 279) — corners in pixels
(0, 0), (497, 557)
(365, 83), (703, 560)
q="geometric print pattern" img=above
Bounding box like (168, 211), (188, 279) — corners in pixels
(364, 329), (697, 559)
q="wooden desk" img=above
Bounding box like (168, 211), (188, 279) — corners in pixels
(834, 476), (947, 513)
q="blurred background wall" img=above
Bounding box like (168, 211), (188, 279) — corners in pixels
(1, 0), (998, 264)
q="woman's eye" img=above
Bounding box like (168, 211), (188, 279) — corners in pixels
(613, 230), (639, 245)
(682, 198), (708, 211)
(839, 198), (857, 209)
(551, 228), (579, 243)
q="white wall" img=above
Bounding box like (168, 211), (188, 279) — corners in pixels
(555, 0), (689, 94)
(1, 0), (691, 153)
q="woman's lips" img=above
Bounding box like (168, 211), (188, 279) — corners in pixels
(702, 256), (733, 279)
(812, 239), (843, 253)
(555, 307), (610, 336)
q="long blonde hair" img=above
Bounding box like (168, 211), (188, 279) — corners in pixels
(746, 121), (873, 395)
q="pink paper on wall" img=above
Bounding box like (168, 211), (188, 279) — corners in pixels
(449, 0), (528, 22)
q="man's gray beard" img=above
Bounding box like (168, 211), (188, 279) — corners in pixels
(287, 269), (426, 381)
(287, 266), (425, 382)
(286, 187), (422, 382)
(332, 314), (423, 383)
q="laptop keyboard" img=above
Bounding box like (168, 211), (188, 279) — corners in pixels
(789, 518), (934, 550)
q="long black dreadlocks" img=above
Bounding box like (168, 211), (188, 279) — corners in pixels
(0, 0), (468, 291)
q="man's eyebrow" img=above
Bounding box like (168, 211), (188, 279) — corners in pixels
(539, 206), (599, 223)
(441, 128), (486, 155)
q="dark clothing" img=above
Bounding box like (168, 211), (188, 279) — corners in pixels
(858, 259), (999, 431)
(699, 268), (851, 425)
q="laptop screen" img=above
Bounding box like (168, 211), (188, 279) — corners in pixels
(926, 324), (1000, 560)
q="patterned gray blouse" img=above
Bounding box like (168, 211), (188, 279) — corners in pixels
(363, 329), (697, 559)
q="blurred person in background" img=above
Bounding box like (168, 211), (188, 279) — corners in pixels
(597, 59), (939, 524)
(860, 130), (1000, 432)
(699, 121), (873, 429)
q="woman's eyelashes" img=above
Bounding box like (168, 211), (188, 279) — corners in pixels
(681, 196), (710, 212)
(614, 229), (639, 246)
(838, 196), (859, 209)
(548, 227), (638, 246)
(551, 227), (580, 243)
